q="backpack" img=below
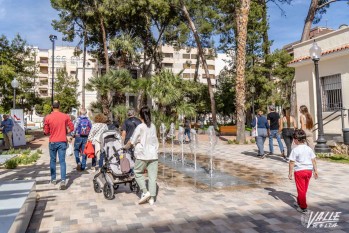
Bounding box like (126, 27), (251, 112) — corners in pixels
(77, 117), (91, 136)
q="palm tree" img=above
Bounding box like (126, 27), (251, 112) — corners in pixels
(109, 33), (142, 69)
(235, 0), (251, 143)
(86, 69), (132, 119)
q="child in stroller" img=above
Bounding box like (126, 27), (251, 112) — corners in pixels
(93, 130), (140, 200)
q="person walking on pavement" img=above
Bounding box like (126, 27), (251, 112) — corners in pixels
(1, 114), (14, 150)
(72, 108), (92, 171)
(267, 105), (285, 157)
(87, 113), (108, 171)
(251, 110), (270, 158)
(121, 108), (141, 145)
(280, 107), (297, 161)
(288, 129), (318, 214)
(299, 105), (314, 150)
(124, 106), (159, 205)
(184, 118), (191, 142)
(43, 101), (74, 190)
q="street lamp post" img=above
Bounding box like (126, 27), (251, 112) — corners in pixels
(309, 41), (331, 153)
(11, 78), (19, 109)
(49, 35), (57, 105)
(250, 86), (256, 119)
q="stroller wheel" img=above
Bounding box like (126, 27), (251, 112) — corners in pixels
(93, 179), (102, 193)
(113, 184), (119, 190)
(130, 179), (140, 193)
(103, 182), (114, 200)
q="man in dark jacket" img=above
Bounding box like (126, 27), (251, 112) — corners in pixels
(121, 108), (141, 145)
(267, 105), (284, 156)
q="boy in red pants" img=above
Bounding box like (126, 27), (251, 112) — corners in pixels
(288, 129), (318, 214)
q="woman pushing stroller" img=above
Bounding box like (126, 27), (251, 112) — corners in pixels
(124, 106), (159, 205)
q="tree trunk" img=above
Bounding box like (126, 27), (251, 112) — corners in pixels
(180, 1), (217, 128)
(194, 50), (200, 82)
(100, 16), (109, 72)
(301, 0), (319, 41)
(235, 0), (251, 143)
(82, 31), (87, 109)
(261, 0), (271, 80)
(290, 78), (297, 120)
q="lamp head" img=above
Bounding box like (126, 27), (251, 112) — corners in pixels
(49, 35), (57, 42)
(11, 78), (19, 89)
(309, 41), (322, 61)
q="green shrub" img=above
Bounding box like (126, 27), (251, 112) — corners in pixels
(5, 159), (18, 169)
(244, 140), (249, 144)
(30, 152), (40, 162)
(250, 138), (256, 143)
(233, 139), (239, 144)
(36, 149), (43, 154)
(22, 149), (31, 155)
(227, 140), (234, 144)
(6, 148), (22, 155)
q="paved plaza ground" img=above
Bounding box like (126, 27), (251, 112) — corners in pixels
(1, 132), (349, 233)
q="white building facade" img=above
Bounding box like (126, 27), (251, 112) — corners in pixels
(288, 26), (349, 137)
(34, 46), (98, 111)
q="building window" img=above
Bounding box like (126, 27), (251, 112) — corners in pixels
(183, 73), (191, 79)
(130, 69), (138, 79)
(191, 54), (197, 59)
(40, 90), (48, 96)
(163, 53), (173, 58)
(56, 56), (61, 62)
(202, 74), (215, 79)
(70, 71), (76, 75)
(62, 56), (66, 62)
(190, 64), (196, 69)
(205, 55), (215, 60)
(183, 63), (191, 69)
(183, 54), (190, 59)
(321, 74), (342, 111)
(208, 65), (215, 70)
(40, 58), (48, 63)
(163, 63), (173, 68)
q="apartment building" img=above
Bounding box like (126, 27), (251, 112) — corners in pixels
(34, 46), (97, 109)
(159, 45), (227, 85)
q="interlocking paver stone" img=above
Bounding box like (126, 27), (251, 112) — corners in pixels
(1, 132), (348, 232)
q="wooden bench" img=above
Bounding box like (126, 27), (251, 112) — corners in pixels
(219, 125), (237, 136)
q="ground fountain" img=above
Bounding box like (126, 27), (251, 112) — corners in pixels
(208, 126), (218, 177)
(169, 123), (175, 161)
(157, 124), (275, 190)
(189, 129), (198, 170)
(178, 126), (185, 164)
(160, 123), (167, 159)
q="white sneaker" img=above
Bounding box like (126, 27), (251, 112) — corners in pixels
(149, 197), (155, 205)
(138, 192), (151, 204)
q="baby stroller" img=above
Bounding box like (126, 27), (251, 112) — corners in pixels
(93, 130), (140, 200)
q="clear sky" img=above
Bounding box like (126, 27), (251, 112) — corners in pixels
(0, 0), (348, 51)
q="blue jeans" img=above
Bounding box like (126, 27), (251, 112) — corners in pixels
(99, 151), (105, 168)
(74, 137), (88, 170)
(49, 142), (67, 181)
(256, 128), (268, 155)
(269, 130), (284, 154)
(184, 128), (191, 141)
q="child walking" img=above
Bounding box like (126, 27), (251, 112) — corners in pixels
(288, 129), (318, 214)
